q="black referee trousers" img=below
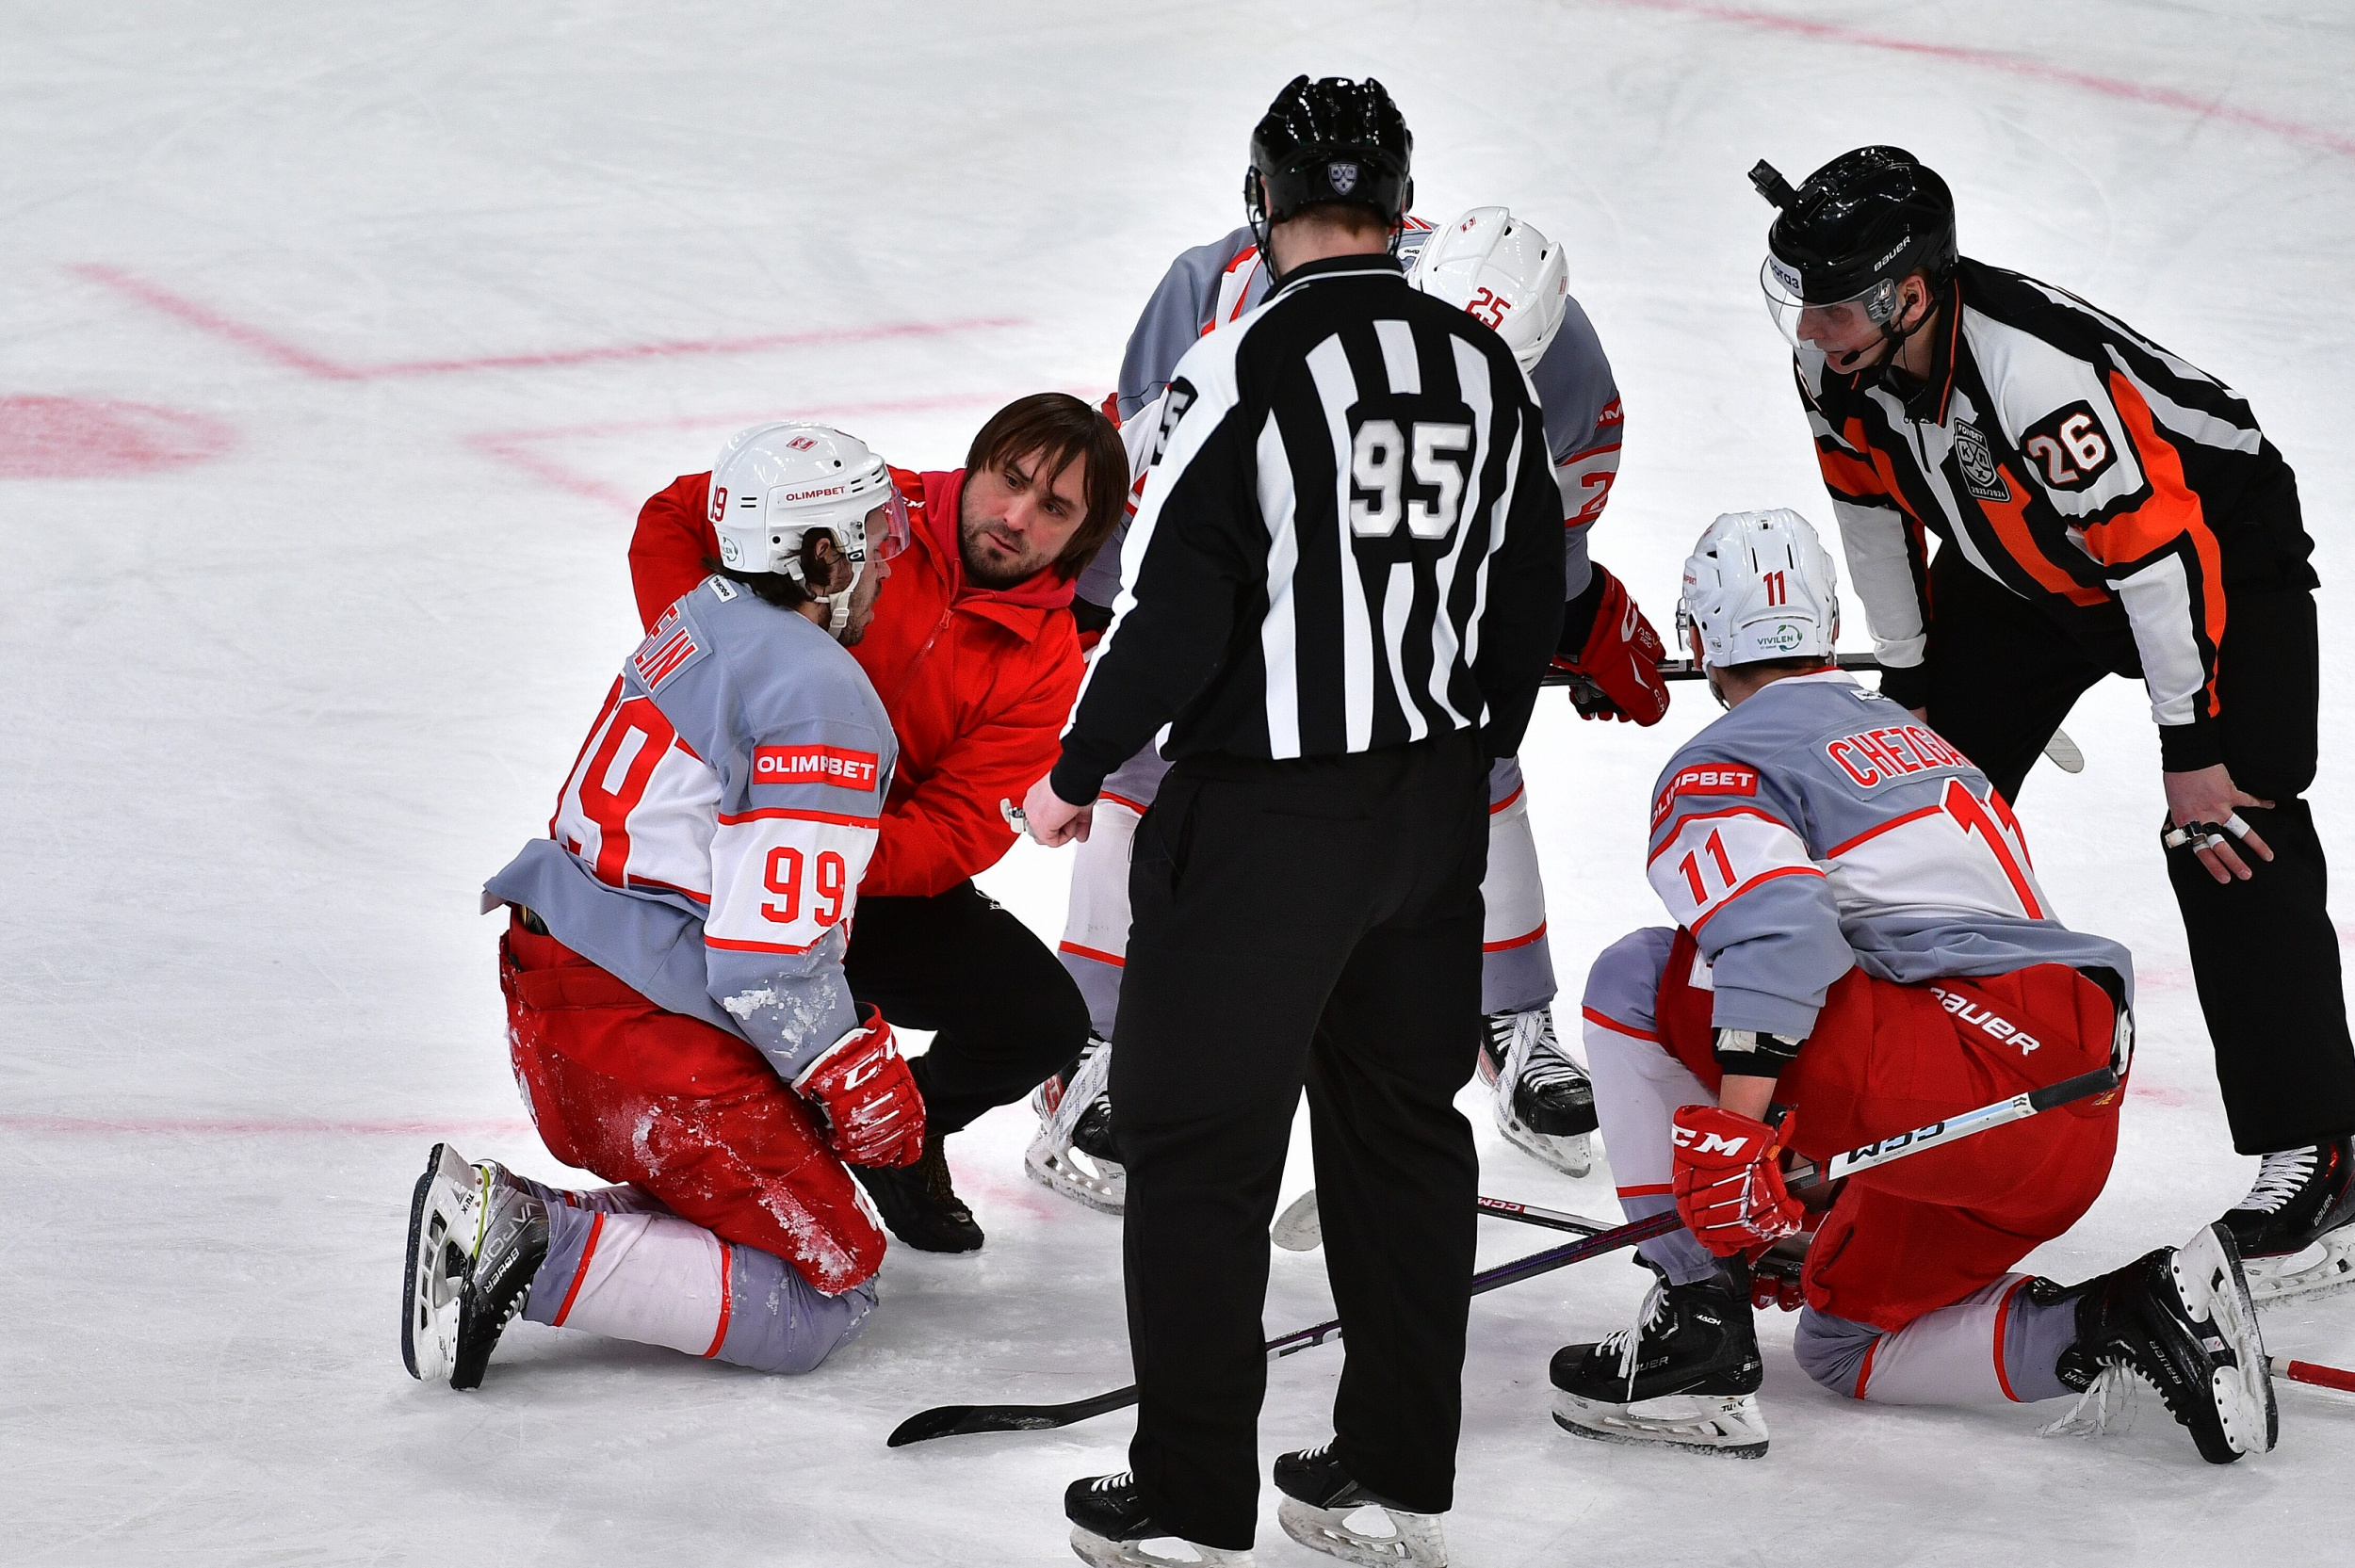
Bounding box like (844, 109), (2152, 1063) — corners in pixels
(1110, 729), (1487, 1551)
(1922, 551), (2355, 1154)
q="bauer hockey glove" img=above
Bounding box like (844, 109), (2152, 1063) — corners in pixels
(792, 1006), (927, 1169)
(1551, 567), (1669, 725)
(1670, 1104), (1806, 1255)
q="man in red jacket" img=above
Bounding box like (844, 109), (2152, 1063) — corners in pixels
(630, 393), (1127, 1250)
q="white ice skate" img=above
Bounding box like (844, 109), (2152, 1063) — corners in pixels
(1478, 1008), (1594, 1178)
(1272, 1443), (1447, 1567)
(1027, 1035), (1125, 1214)
(401, 1141), (484, 1383)
(1275, 1499), (1447, 1568)
(2172, 1222), (2279, 1457)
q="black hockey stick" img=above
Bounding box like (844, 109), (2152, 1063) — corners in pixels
(1270, 1189), (1607, 1252)
(884, 1064), (2120, 1447)
(883, 1209), (1684, 1448)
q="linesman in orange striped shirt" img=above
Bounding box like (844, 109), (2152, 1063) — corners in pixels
(1748, 145), (2355, 1303)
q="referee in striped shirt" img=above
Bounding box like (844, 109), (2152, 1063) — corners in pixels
(1022, 77), (1563, 1565)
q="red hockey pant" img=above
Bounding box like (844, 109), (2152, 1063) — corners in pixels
(1657, 930), (2123, 1331)
(498, 921), (885, 1295)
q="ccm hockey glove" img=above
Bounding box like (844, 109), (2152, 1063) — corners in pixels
(1671, 1104), (1806, 1255)
(1552, 567), (1669, 724)
(792, 1006), (926, 1168)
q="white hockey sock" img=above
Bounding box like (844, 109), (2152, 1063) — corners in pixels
(524, 1204), (875, 1374)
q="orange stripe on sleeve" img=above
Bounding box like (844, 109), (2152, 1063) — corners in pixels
(2079, 373), (2229, 715)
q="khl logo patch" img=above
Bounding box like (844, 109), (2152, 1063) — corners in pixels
(1327, 161), (1360, 196)
(1952, 419), (2010, 503)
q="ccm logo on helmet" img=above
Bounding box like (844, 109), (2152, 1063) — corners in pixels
(1928, 986), (2041, 1054)
(754, 745), (880, 790)
(1671, 1126), (1753, 1156)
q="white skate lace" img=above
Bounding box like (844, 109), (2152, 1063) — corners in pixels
(2233, 1146), (2319, 1214)
(2038, 1360), (2138, 1440)
(1599, 1281), (1672, 1397)
(1090, 1471), (1133, 1494)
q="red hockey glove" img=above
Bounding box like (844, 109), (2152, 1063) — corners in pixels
(1552, 567), (1669, 725)
(792, 1007), (926, 1168)
(1671, 1105), (1806, 1256)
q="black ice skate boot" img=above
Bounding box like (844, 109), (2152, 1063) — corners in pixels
(1027, 1034), (1127, 1214)
(1550, 1264), (1767, 1457)
(2218, 1137), (2355, 1304)
(1064, 1471), (1254, 1567)
(854, 1132), (984, 1253)
(1272, 1441), (1448, 1567)
(449, 1161), (548, 1391)
(2049, 1222), (2276, 1463)
(1479, 1007), (1597, 1178)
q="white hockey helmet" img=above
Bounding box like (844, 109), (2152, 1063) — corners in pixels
(708, 423), (910, 634)
(1407, 205), (1571, 371)
(1677, 508), (1841, 669)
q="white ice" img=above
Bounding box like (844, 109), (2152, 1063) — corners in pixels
(7, 2), (2354, 1562)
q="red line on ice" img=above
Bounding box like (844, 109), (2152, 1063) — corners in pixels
(1604, 0), (2355, 160)
(70, 263), (1022, 380)
(0, 1113), (536, 1137)
(465, 393), (1029, 506)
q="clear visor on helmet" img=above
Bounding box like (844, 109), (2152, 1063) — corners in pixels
(1760, 258), (1899, 356)
(865, 487), (911, 566)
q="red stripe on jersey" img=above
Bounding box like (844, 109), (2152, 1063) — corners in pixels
(1483, 921), (1547, 954)
(1992, 1276), (2029, 1401)
(1058, 941), (1125, 968)
(717, 806), (882, 830)
(1688, 865), (1828, 934)
(1582, 1006), (1661, 1043)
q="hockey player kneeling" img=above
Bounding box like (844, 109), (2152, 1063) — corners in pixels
(403, 424), (924, 1388)
(1553, 509), (2276, 1463)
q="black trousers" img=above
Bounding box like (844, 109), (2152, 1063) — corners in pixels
(845, 881), (1091, 1139)
(1923, 553), (2355, 1153)
(1112, 731), (1488, 1550)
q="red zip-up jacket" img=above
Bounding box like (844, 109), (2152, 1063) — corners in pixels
(629, 466), (1082, 897)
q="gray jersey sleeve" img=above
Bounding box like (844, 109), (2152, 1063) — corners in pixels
(1646, 748), (1855, 1039)
(1114, 226), (1259, 420)
(1527, 294), (1622, 600)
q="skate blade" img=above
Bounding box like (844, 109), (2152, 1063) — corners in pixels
(1275, 1497), (1447, 1567)
(2245, 1232), (2355, 1307)
(401, 1142), (479, 1384)
(2173, 1222), (2279, 1458)
(1496, 1110), (1593, 1179)
(1550, 1389), (1769, 1458)
(1026, 1131), (1126, 1215)
(1069, 1526), (1255, 1567)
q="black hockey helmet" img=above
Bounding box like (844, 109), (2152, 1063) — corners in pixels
(1752, 146), (1957, 304)
(1244, 75), (1413, 272)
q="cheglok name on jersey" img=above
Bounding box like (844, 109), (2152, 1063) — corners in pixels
(1825, 725), (1970, 789)
(754, 745), (881, 789)
(1651, 764), (1760, 828)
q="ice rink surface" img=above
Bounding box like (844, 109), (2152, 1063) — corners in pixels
(7, 1), (2355, 1561)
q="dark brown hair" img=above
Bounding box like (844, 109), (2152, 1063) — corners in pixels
(965, 392), (1129, 582)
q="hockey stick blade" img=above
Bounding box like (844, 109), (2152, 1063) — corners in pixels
(2042, 727), (2086, 773)
(886, 1067), (2120, 1446)
(1271, 1188), (1323, 1252)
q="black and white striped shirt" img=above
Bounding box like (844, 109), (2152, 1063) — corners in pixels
(1050, 253), (1564, 804)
